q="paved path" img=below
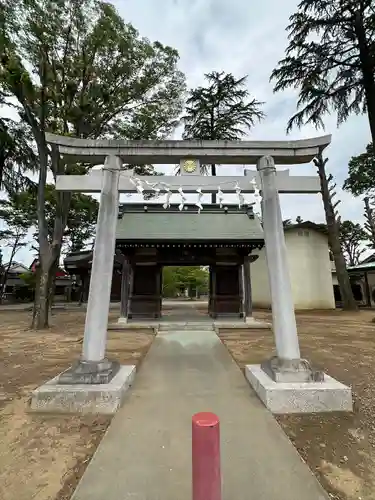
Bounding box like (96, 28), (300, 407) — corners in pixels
(0, 299), (207, 312)
(72, 329), (328, 500)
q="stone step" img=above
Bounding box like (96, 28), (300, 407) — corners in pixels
(157, 323), (215, 332)
(158, 330), (216, 336)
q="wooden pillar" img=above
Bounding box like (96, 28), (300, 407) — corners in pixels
(160, 266), (164, 316)
(118, 257), (130, 323)
(238, 264), (244, 318)
(243, 255), (253, 318)
(208, 267), (213, 315)
(364, 271), (371, 307)
(210, 266), (217, 318)
(128, 265), (134, 319)
(156, 265), (162, 318)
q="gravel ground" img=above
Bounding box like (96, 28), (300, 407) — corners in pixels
(0, 309), (155, 500)
(219, 309), (375, 500)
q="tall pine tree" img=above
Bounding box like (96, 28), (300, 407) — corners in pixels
(182, 72), (264, 201)
(271, 0), (375, 150)
(344, 145), (375, 249)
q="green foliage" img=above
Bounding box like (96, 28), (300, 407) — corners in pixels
(20, 271), (37, 289)
(0, 81), (35, 195)
(271, 0), (375, 134)
(65, 193), (99, 252)
(14, 271), (37, 302)
(0, 194), (30, 255)
(182, 71), (264, 175)
(162, 266), (209, 298)
(1, 0), (186, 327)
(12, 184), (99, 251)
(343, 146), (375, 249)
(1, 0), (186, 141)
(344, 144), (375, 196)
(0, 0), (186, 326)
(339, 220), (367, 266)
(0, 118), (38, 193)
(363, 196), (375, 249)
(162, 267), (179, 297)
(0, 194), (31, 298)
(0, 194), (32, 234)
(183, 72), (264, 141)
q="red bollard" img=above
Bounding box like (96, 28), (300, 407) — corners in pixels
(192, 412), (222, 500)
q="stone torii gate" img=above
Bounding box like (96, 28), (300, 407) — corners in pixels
(30, 133), (352, 415)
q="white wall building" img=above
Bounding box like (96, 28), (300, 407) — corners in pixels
(251, 222), (335, 310)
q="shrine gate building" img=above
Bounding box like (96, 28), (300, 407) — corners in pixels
(115, 203), (263, 321)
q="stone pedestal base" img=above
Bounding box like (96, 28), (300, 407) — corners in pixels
(246, 364), (352, 414)
(58, 359), (120, 385)
(30, 365), (136, 415)
(261, 356), (324, 383)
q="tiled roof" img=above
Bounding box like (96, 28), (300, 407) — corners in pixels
(116, 205), (263, 242)
(284, 221), (328, 235)
(347, 262), (375, 271)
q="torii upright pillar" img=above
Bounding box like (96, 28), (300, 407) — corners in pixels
(256, 155), (322, 382)
(59, 155), (121, 384)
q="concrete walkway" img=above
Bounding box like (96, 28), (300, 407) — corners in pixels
(0, 298), (206, 312)
(72, 329), (328, 500)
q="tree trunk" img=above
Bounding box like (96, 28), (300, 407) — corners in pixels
(32, 132), (51, 329)
(27, 117), (71, 329)
(331, 234), (358, 308)
(47, 257), (59, 312)
(32, 265), (50, 328)
(32, 248), (63, 328)
(32, 148), (70, 328)
(354, 11), (375, 154)
(211, 164), (217, 204)
(364, 197), (375, 247)
(314, 154), (358, 311)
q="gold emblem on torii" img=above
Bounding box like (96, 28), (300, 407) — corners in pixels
(181, 158), (200, 174)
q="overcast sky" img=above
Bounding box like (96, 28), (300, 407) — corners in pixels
(3, 0), (372, 265)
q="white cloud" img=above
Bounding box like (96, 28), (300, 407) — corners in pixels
(3, 0), (372, 265)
